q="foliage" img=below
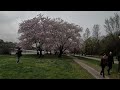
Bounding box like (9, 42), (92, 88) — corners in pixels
(18, 14), (83, 57)
(0, 39), (16, 54)
(81, 13), (120, 56)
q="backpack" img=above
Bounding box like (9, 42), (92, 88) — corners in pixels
(101, 56), (107, 66)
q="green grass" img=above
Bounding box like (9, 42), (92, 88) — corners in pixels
(0, 54), (94, 79)
(74, 56), (120, 79)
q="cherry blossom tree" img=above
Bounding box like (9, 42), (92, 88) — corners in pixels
(49, 18), (83, 57)
(18, 14), (52, 57)
(18, 14), (83, 57)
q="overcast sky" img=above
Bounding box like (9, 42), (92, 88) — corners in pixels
(0, 11), (120, 42)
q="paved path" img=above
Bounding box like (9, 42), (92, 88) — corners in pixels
(69, 55), (110, 79)
(75, 55), (118, 64)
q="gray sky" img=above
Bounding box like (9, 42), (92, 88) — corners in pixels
(0, 11), (120, 42)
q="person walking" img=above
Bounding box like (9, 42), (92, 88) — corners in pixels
(107, 51), (114, 75)
(100, 53), (108, 78)
(16, 47), (22, 63)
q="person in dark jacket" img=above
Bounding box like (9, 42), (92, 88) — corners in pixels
(16, 47), (22, 63)
(107, 51), (114, 75)
(100, 53), (108, 78)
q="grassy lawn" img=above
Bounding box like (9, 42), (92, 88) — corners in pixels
(0, 55), (94, 79)
(74, 56), (120, 79)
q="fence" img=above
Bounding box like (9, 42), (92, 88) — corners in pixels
(11, 50), (37, 55)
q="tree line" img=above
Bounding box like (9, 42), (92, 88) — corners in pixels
(0, 39), (16, 54)
(81, 13), (120, 56)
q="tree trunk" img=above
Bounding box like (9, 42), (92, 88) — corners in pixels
(46, 50), (48, 54)
(39, 50), (42, 58)
(54, 51), (57, 55)
(50, 50), (52, 55)
(37, 50), (39, 55)
(58, 49), (63, 58)
(35, 41), (39, 55)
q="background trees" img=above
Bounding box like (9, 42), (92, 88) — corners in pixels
(0, 39), (16, 54)
(92, 24), (101, 55)
(82, 26), (101, 55)
(81, 13), (120, 56)
(104, 13), (120, 55)
(83, 28), (91, 55)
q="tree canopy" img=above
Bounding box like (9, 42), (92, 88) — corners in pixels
(18, 14), (83, 57)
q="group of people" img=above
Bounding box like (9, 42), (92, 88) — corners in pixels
(100, 51), (114, 78)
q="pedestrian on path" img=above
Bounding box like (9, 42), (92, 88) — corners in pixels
(100, 53), (108, 78)
(107, 51), (114, 75)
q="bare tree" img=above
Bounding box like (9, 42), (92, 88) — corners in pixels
(92, 24), (101, 55)
(83, 28), (90, 40)
(92, 24), (101, 40)
(104, 13), (120, 55)
(83, 28), (91, 55)
(104, 13), (120, 39)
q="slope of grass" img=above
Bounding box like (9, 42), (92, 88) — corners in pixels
(74, 56), (120, 79)
(0, 55), (94, 79)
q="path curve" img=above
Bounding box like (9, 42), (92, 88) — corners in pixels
(77, 55), (118, 64)
(69, 55), (110, 79)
